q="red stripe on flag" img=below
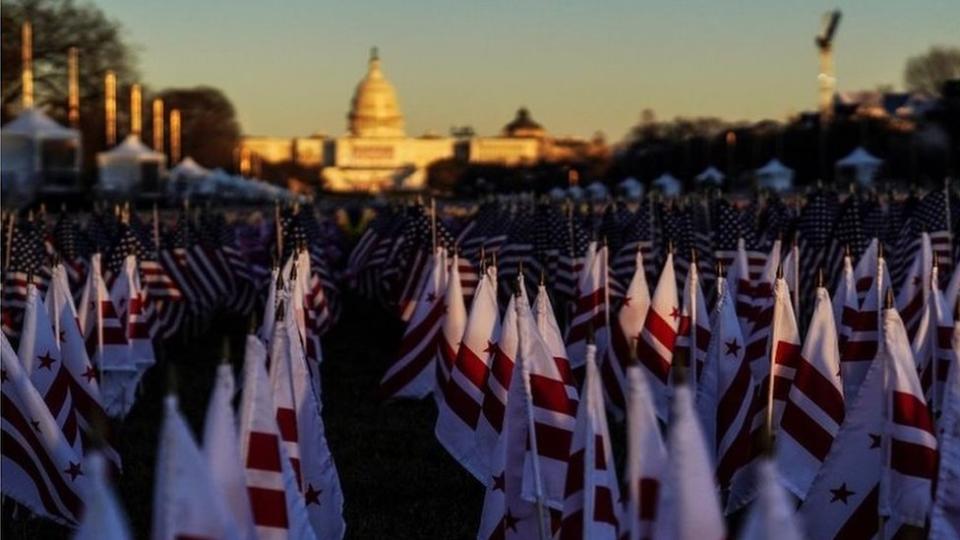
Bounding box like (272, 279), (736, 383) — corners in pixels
(246, 432), (282, 472)
(892, 391), (935, 435)
(275, 408), (298, 442)
(529, 374), (576, 416)
(836, 484), (879, 539)
(638, 478), (659, 520)
(890, 439), (937, 479)
(534, 422), (573, 462)
(247, 486), (289, 528)
(792, 357), (845, 424)
(779, 401), (835, 461)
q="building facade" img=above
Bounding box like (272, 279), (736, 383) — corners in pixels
(237, 49), (608, 192)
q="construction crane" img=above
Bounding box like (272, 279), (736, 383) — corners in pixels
(816, 10), (842, 121)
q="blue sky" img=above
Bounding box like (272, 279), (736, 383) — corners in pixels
(93, 0), (959, 141)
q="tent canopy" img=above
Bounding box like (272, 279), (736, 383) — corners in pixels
(1, 108), (78, 140)
(652, 172), (682, 196)
(98, 135), (165, 162)
(695, 166), (725, 185)
(169, 156), (210, 178)
(755, 158), (795, 192)
(585, 181), (609, 200)
(836, 146), (882, 168)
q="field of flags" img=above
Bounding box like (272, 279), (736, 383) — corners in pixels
(2, 181), (960, 539)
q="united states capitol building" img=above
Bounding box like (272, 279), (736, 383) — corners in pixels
(239, 49), (607, 192)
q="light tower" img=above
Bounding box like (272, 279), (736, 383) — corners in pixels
(815, 10), (841, 121)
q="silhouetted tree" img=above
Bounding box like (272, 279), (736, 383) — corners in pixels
(1, 0), (138, 121)
(158, 87), (241, 170)
(904, 46), (960, 96)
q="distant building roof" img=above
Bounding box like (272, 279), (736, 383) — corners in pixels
(503, 107), (545, 138)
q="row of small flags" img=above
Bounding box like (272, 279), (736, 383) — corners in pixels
(373, 187), (960, 538)
(1, 204), (347, 538)
(349, 186), (958, 326)
(1, 249), (346, 539)
(2, 203), (343, 347)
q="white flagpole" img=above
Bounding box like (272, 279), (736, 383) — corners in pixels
(690, 250), (698, 389)
(765, 264), (783, 440)
(96, 256), (105, 386)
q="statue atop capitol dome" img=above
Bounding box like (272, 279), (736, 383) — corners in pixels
(348, 47), (405, 138)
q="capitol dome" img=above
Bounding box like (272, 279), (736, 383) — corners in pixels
(348, 48), (405, 138)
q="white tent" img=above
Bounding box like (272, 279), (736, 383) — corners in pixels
(755, 158), (795, 192)
(652, 172), (682, 197)
(695, 166), (725, 186)
(1, 108), (81, 203)
(566, 185), (585, 200)
(585, 181), (609, 201)
(835, 146), (883, 187)
(96, 135), (166, 196)
(617, 176), (644, 199)
(168, 156), (209, 180)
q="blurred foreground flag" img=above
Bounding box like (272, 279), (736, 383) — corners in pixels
(73, 452), (130, 540)
(1, 331), (84, 525)
(152, 394), (237, 540)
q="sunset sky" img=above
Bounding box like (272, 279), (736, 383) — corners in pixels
(93, 0), (958, 141)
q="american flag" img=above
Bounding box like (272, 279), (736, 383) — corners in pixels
(2, 218), (52, 340)
(891, 189), (953, 290)
(611, 200), (656, 299)
(795, 188), (839, 322)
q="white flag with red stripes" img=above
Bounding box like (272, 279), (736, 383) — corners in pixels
(896, 232), (933, 341)
(695, 277), (752, 493)
(18, 284), (83, 455)
(623, 366), (666, 540)
(799, 307), (937, 538)
(437, 253), (468, 398)
(270, 300), (345, 539)
(911, 263), (953, 419)
(566, 242), (610, 372)
(840, 255), (890, 402)
(110, 254), (155, 373)
(853, 238), (880, 304)
(931, 318), (960, 540)
(46, 264), (121, 470)
(238, 335), (317, 540)
(520, 287), (578, 510)
(881, 306), (938, 533)
(606, 247), (650, 411)
(728, 275), (802, 514)
(776, 285), (844, 500)
(533, 283), (576, 405)
(476, 277), (526, 477)
(77, 253), (137, 418)
(635, 252), (680, 422)
(477, 291), (556, 540)
(435, 266), (499, 482)
(676, 260), (710, 389)
(1, 333), (85, 525)
(559, 344), (621, 540)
